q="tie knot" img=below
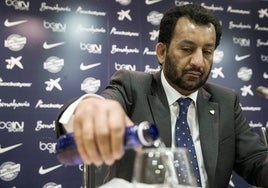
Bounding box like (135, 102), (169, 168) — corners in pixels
(177, 97), (192, 109)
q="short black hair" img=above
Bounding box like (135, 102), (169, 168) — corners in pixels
(158, 4), (222, 48)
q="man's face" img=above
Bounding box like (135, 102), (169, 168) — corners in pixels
(157, 17), (216, 95)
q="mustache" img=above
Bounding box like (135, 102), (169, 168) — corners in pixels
(183, 68), (204, 74)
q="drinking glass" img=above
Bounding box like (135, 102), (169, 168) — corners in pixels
(132, 148), (198, 188)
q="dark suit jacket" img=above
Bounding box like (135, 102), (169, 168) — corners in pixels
(56, 69), (268, 188)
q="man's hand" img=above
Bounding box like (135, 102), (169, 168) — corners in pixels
(73, 97), (133, 166)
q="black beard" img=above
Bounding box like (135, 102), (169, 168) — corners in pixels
(163, 55), (210, 92)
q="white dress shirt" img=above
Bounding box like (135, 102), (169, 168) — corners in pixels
(161, 71), (208, 188)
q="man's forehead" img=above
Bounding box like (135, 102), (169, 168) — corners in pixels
(173, 17), (216, 47)
(176, 16), (215, 30)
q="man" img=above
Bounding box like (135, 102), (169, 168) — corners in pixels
(56, 4), (268, 187)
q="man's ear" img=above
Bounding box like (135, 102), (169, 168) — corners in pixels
(155, 42), (166, 65)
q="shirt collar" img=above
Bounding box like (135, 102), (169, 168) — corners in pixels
(161, 70), (198, 105)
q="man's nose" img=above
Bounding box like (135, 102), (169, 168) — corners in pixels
(190, 49), (204, 67)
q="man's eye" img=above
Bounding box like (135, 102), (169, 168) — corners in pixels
(182, 48), (192, 53)
(203, 50), (213, 55)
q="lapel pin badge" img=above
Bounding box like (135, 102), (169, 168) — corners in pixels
(209, 110), (215, 115)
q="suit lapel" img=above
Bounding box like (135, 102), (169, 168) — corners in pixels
(148, 95), (171, 147)
(147, 72), (172, 147)
(197, 87), (219, 187)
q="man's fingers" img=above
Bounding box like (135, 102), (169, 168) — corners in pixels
(105, 100), (127, 161)
(94, 108), (114, 165)
(73, 118), (93, 165)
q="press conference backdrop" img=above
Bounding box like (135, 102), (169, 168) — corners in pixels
(0, 0), (267, 187)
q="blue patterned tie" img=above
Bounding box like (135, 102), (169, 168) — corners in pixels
(175, 97), (202, 187)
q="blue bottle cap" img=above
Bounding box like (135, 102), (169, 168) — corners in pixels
(138, 121), (159, 146)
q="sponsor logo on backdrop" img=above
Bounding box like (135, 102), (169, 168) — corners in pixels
(76, 6), (106, 16)
(149, 30), (159, 41)
(213, 49), (224, 63)
(143, 47), (156, 55)
(256, 39), (268, 47)
(5, 56), (23, 69)
(235, 54), (251, 62)
(0, 161), (21, 181)
(35, 100), (63, 109)
(240, 85), (254, 97)
(254, 24), (268, 31)
(77, 25), (106, 33)
(200, 3), (224, 11)
(43, 182), (62, 188)
(229, 21), (251, 30)
(147, 11), (163, 25)
(0, 99), (30, 109)
(79, 164), (84, 171)
(211, 67), (224, 78)
(117, 9), (132, 21)
(144, 65), (160, 73)
(43, 20), (66, 32)
(5, 0), (29, 11)
(261, 55), (268, 62)
(39, 141), (56, 154)
(114, 62), (136, 71)
(237, 67), (253, 81)
(43, 56), (64, 73)
(249, 121), (263, 128)
(81, 77), (101, 93)
(110, 27), (139, 37)
(43, 41), (65, 49)
(45, 78), (62, 91)
(258, 8), (268, 18)
(80, 62), (101, 71)
(4, 34), (27, 51)
(233, 37), (250, 47)
(35, 121), (55, 131)
(0, 143), (22, 154)
(39, 2), (71, 12)
(240, 104), (261, 111)
(38, 164), (62, 175)
(0, 121), (24, 132)
(4, 19), (28, 27)
(174, 1), (192, 6)
(226, 6), (250, 14)
(263, 72), (268, 79)
(111, 44), (139, 54)
(0, 78), (32, 88)
(116, 0), (132, 6)
(145, 0), (163, 5)
(80, 43), (102, 54)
